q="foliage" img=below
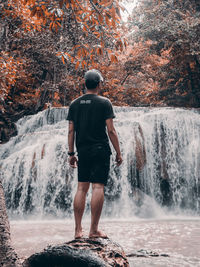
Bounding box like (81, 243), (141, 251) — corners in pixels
(0, 0), (126, 116)
(1, 0), (200, 140)
(127, 0), (200, 107)
(96, 40), (171, 106)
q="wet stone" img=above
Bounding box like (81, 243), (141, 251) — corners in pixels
(23, 238), (129, 267)
(127, 249), (170, 258)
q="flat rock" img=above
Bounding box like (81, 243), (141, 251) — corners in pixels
(127, 249), (170, 258)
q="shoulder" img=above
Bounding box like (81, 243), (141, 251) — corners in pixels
(69, 95), (84, 106)
(96, 95), (112, 105)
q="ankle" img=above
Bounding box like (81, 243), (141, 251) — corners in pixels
(75, 226), (82, 232)
(89, 228), (98, 234)
(90, 223), (99, 232)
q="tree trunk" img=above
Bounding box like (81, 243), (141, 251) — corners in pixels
(0, 180), (20, 267)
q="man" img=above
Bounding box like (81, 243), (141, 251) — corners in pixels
(67, 69), (122, 239)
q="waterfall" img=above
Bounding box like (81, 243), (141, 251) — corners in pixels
(0, 107), (200, 218)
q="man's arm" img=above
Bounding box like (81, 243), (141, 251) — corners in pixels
(68, 120), (78, 168)
(106, 118), (122, 166)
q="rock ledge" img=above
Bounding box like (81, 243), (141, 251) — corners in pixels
(23, 238), (129, 267)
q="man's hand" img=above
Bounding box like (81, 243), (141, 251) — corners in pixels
(69, 155), (78, 168)
(116, 153), (123, 166)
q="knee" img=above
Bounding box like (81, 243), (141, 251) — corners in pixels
(77, 183), (90, 194)
(92, 183), (104, 191)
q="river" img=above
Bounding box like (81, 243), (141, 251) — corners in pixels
(10, 217), (200, 266)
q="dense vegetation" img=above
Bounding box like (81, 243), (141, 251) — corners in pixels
(127, 0), (200, 106)
(0, 0), (200, 142)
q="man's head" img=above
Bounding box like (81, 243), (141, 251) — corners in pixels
(84, 69), (104, 90)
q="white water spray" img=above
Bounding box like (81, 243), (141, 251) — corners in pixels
(0, 107), (200, 218)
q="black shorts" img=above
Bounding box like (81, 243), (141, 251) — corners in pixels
(77, 144), (111, 185)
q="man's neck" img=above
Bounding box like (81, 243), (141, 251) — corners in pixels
(86, 89), (98, 95)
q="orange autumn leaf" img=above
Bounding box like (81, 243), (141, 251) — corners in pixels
(54, 92), (60, 100)
(61, 55), (65, 64)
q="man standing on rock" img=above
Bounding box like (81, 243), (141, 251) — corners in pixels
(67, 69), (122, 239)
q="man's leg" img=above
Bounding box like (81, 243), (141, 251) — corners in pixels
(89, 183), (107, 238)
(74, 182), (90, 239)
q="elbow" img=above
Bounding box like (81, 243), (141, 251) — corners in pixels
(108, 129), (116, 136)
(68, 130), (74, 136)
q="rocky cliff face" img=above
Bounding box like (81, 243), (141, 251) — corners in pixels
(0, 101), (46, 144)
(0, 113), (17, 144)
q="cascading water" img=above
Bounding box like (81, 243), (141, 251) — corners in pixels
(0, 107), (200, 218)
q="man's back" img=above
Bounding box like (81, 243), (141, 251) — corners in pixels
(67, 94), (115, 150)
(67, 69), (122, 239)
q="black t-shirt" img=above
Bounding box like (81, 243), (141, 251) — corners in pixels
(67, 94), (115, 151)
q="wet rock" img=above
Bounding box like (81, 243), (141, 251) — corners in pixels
(0, 114), (17, 144)
(160, 178), (173, 206)
(23, 238), (129, 267)
(0, 181), (21, 267)
(127, 249), (169, 258)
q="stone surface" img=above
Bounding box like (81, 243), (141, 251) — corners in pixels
(0, 181), (21, 267)
(0, 113), (17, 144)
(127, 249), (170, 258)
(23, 238), (129, 267)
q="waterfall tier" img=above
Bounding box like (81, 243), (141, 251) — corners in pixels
(0, 107), (199, 218)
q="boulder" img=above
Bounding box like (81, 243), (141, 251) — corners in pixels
(0, 114), (17, 144)
(23, 238), (129, 267)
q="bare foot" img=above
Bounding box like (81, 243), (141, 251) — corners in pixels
(89, 230), (108, 239)
(74, 229), (84, 239)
